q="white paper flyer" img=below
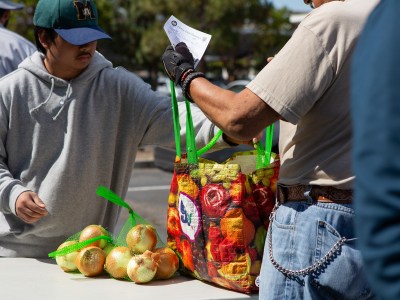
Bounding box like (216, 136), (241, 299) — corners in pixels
(163, 15), (212, 68)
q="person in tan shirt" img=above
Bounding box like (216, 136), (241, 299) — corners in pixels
(161, 0), (379, 298)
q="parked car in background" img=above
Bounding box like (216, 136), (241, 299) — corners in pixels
(156, 75), (183, 101)
(226, 80), (252, 93)
(153, 79), (279, 172)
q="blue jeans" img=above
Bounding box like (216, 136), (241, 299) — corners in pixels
(259, 201), (374, 300)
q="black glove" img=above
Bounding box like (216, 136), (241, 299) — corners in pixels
(161, 42), (195, 85)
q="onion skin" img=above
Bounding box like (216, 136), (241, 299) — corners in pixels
(126, 224), (157, 254)
(75, 246), (106, 277)
(105, 246), (132, 279)
(79, 224), (109, 249)
(153, 247), (179, 280)
(103, 243), (115, 256)
(55, 241), (79, 272)
(127, 251), (157, 283)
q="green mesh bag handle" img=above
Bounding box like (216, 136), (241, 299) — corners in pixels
(95, 186), (166, 248)
(96, 185), (138, 246)
(48, 235), (113, 258)
(48, 186), (166, 258)
(170, 81), (274, 166)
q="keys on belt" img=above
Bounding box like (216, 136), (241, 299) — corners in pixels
(276, 184), (352, 204)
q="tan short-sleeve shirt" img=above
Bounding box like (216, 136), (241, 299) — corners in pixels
(247, 0), (378, 189)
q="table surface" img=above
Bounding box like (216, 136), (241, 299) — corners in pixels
(0, 258), (258, 300)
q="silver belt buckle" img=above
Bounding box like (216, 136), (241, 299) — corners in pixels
(303, 185), (314, 204)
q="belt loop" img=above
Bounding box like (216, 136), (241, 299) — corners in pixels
(304, 185), (314, 204)
(276, 184), (286, 204)
(275, 185), (281, 203)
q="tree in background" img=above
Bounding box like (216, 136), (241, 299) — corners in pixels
(9, 0), (292, 88)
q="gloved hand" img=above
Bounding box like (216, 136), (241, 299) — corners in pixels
(161, 42), (195, 86)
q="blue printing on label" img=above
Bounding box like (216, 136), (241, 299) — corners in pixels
(178, 192), (201, 242)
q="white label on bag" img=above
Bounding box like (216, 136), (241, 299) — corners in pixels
(178, 192), (201, 241)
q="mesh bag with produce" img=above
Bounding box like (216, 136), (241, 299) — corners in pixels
(48, 187), (178, 283)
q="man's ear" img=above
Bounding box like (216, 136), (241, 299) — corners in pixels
(0, 10), (10, 26)
(37, 30), (51, 49)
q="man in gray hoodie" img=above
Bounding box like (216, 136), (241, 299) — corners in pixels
(0, 0), (233, 257)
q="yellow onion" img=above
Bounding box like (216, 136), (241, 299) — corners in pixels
(127, 250), (157, 283)
(104, 246), (132, 279)
(79, 224), (109, 249)
(55, 240), (79, 272)
(153, 247), (179, 280)
(126, 224), (157, 254)
(75, 246), (106, 277)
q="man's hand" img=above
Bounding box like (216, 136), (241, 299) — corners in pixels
(223, 132), (264, 148)
(161, 42), (195, 85)
(15, 191), (48, 224)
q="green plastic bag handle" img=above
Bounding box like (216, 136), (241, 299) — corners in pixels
(170, 80), (181, 159)
(169, 80), (274, 167)
(254, 123), (275, 169)
(48, 235), (113, 258)
(96, 186), (157, 246)
(184, 98), (198, 164)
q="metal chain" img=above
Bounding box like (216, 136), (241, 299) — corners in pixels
(268, 209), (347, 277)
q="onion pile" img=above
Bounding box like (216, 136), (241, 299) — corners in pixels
(55, 223), (180, 283)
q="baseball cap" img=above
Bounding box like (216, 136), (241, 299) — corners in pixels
(0, 0), (24, 10)
(33, 0), (111, 46)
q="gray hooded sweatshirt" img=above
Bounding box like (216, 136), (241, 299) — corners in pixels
(0, 51), (224, 257)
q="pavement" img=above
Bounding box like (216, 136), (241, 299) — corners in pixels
(134, 146), (155, 168)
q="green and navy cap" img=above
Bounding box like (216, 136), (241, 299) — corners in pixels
(33, 0), (111, 46)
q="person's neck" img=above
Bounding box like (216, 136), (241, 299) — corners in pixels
(43, 58), (82, 81)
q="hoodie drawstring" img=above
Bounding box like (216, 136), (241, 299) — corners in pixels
(29, 78), (73, 120)
(29, 77), (55, 115)
(52, 82), (72, 120)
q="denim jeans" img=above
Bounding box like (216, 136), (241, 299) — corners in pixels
(259, 201), (374, 300)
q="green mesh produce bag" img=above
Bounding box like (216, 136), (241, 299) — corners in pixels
(48, 186), (167, 281)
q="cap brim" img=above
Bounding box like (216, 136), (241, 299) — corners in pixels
(0, 0), (24, 10)
(55, 27), (112, 46)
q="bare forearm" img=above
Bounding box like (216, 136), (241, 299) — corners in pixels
(188, 77), (280, 140)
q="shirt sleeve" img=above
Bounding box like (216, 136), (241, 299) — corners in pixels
(0, 94), (29, 215)
(247, 23), (335, 125)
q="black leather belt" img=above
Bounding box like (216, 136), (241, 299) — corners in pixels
(277, 184), (352, 204)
